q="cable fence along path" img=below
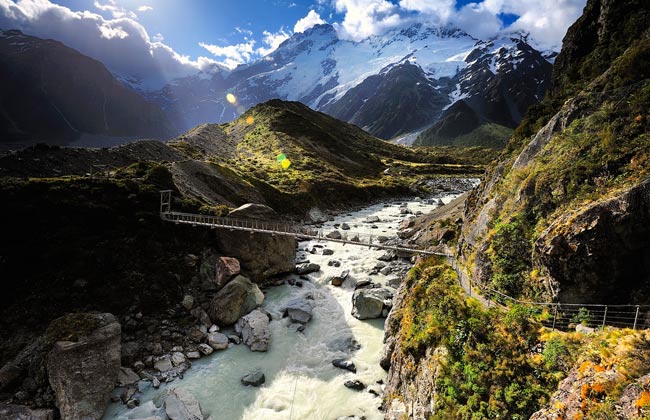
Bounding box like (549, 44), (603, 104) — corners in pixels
(159, 191), (447, 257)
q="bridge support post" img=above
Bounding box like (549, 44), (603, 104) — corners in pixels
(552, 304), (558, 331)
(601, 306), (608, 331)
(159, 190), (172, 215)
(633, 306), (640, 330)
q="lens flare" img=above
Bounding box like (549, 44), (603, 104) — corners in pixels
(237, 105), (246, 114)
(226, 93), (236, 104)
(277, 153), (291, 169)
(246, 116), (255, 124)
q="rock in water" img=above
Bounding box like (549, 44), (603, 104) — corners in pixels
(46, 313), (121, 420)
(215, 257), (240, 289)
(295, 262), (320, 275)
(208, 275), (264, 326)
(241, 371), (265, 387)
(216, 204), (295, 281)
(207, 332), (229, 350)
(326, 230), (343, 240)
(332, 359), (357, 373)
(322, 249), (335, 256)
(365, 216), (381, 223)
(283, 298), (313, 324)
(341, 223), (350, 230)
(164, 388), (204, 420)
(344, 380), (366, 391)
(329, 270), (350, 287)
(235, 310), (271, 352)
(352, 288), (393, 320)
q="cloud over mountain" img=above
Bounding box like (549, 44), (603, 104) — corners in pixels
(0, 0), (218, 90)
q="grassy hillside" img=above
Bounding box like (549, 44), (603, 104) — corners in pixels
(167, 99), (492, 214)
(458, 0), (650, 303)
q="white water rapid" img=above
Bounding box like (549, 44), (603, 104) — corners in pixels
(105, 191), (463, 420)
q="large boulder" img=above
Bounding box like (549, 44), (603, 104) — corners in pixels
(208, 275), (264, 326)
(215, 257), (240, 289)
(352, 288), (393, 320)
(46, 313), (121, 420)
(216, 204), (296, 281)
(164, 388), (205, 420)
(235, 310), (271, 352)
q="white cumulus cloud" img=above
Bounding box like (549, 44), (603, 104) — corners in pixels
(332, 0), (405, 41)
(199, 40), (256, 69)
(0, 0), (219, 90)
(137, 5), (153, 13)
(294, 10), (326, 33)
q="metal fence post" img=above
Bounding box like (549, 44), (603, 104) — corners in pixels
(602, 306), (608, 331)
(633, 306), (640, 330)
(552, 304), (558, 332)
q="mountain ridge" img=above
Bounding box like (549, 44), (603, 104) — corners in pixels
(0, 29), (176, 150)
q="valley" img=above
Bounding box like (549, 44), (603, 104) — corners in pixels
(1, 0), (650, 419)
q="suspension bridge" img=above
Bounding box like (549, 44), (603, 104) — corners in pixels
(159, 191), (650, 331)
(159, 190), (447, 257)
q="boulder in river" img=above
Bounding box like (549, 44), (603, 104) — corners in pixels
(322, 248), (335, 256)
(208, 275), (264, 326)
(235, 310), (271, 352)
(241, 371), (265, 387)
(365, 216), (381, 223)
(283, 298), (313, 324)
(295, 262), (320, 275)
(332, 359), (356, 373)
(329, 270), (350, 287)
(46, 313), (121, 420)
(341, 223), (350, 230)
(164, 388), (205, 420)
(215, 257), (241, 289)
(344, 380), (366, 391)
(352, 288), (393, 320)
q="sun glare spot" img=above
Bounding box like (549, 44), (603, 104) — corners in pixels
(246, 116), (255, 124)
(226, 93), (236, 104)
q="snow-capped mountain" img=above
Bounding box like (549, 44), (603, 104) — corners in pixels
(146, 23), (552, 144)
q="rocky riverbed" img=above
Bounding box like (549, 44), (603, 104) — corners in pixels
(101, 185), (472, 420)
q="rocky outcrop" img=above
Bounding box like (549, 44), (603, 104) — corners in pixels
(208, 275), (264, 326)
(215, 204), (296, 281)
(46, 313), (121, 420)
(536, 179), (650, 303)
(235, 310), (271, 352)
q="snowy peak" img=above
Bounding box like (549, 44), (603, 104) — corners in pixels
(146, 22), (553, 144)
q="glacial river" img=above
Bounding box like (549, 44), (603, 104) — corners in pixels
(105, 191), (462, 420)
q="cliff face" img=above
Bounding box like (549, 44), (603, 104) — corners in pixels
(457, 0), (650, 304)
(383, 0), (650, 418)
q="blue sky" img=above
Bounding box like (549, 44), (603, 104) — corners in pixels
(0, 0), (585, 86)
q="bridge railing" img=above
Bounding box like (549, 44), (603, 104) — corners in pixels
(482, 287), (650, 331)
(160, 210), (447, 256)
